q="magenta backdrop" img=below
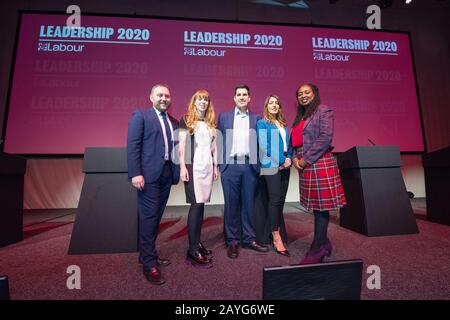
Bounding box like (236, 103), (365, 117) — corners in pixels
(4, 13), (424, 154)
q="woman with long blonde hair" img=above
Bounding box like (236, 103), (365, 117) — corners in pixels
(178, 89), (219, 268)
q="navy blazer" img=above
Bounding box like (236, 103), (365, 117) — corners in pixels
(127, 107), (180, 184)
(291, 104), (334, 164)
(217, 108), (261, 174)
(256, 119), (291, 168)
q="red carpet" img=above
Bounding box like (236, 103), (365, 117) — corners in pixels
(23, 222), (73, 239)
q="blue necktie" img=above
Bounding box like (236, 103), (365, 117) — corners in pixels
(160, 112), (172, 160)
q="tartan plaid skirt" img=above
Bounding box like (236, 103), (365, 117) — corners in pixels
(297, 150), (347, 211)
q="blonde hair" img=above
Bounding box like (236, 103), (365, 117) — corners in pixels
(184, 89), (216, 135)
(263, 95), (286, 126)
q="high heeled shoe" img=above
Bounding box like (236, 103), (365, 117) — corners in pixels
(299, 242), (332, 265)
(198, 242), (213, 258)
(185, 251), (213, 269)
(272, 230), (289, 257)
(273, 245), (290, 257)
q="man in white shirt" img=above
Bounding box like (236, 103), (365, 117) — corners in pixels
(218, 84), (269, 259)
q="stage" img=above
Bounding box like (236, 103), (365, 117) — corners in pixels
(1, 199), (449, 300)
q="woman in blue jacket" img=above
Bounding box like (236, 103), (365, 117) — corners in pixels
(256, 95), (292, 256)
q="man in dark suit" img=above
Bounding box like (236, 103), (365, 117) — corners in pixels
(127, 84), (180, 285)
(218, 84), (269, 259)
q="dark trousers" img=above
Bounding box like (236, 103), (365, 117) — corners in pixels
(221, 163), (258, 246)
(138, 163), (172, 270)
(187, 203), (205, 255)
(255, 169), (290, 244)
(311, 210), (330, 251)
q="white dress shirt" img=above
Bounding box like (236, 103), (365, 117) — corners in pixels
(230, 107), (250, 157)
(153, 107), (174, 160)
(278, 126), (288, 153)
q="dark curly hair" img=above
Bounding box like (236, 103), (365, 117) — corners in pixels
(292, 83), (321, 128)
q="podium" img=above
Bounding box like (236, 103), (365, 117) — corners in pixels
(337, 146), (418, 236)
(423, 146), (450, 226)
(68, 147), (138, 254)
(0, 152), (26, 247)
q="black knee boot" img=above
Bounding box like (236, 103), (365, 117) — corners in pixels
(187, 204), (204, 255)
(311, 210), (330, 251)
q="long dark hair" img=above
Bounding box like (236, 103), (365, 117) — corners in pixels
(292, 83), (321, 128)
(263, 95), (286, 126)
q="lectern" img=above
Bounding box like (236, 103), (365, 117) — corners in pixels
(0, 152), (26, 247)
(423, 146), (450, 226)
(68, 147), (138, 254)
(337, 146), (418, 236)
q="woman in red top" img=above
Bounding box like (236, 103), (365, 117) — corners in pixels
(291, 83), (347, 264)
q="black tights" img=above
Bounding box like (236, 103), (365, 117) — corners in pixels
(311, 210), (330, 251)
(187, 203), (205, 255)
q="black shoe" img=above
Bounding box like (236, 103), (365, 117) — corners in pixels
(243, 241), (269, 253)
(198, 242), (213, 257)
(143, 267), (166, 285)
(274, 246), (290, 257)
(186, 251), (213, 268)
(272, 241), (290, 257)
(227, 244), (239, 259)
